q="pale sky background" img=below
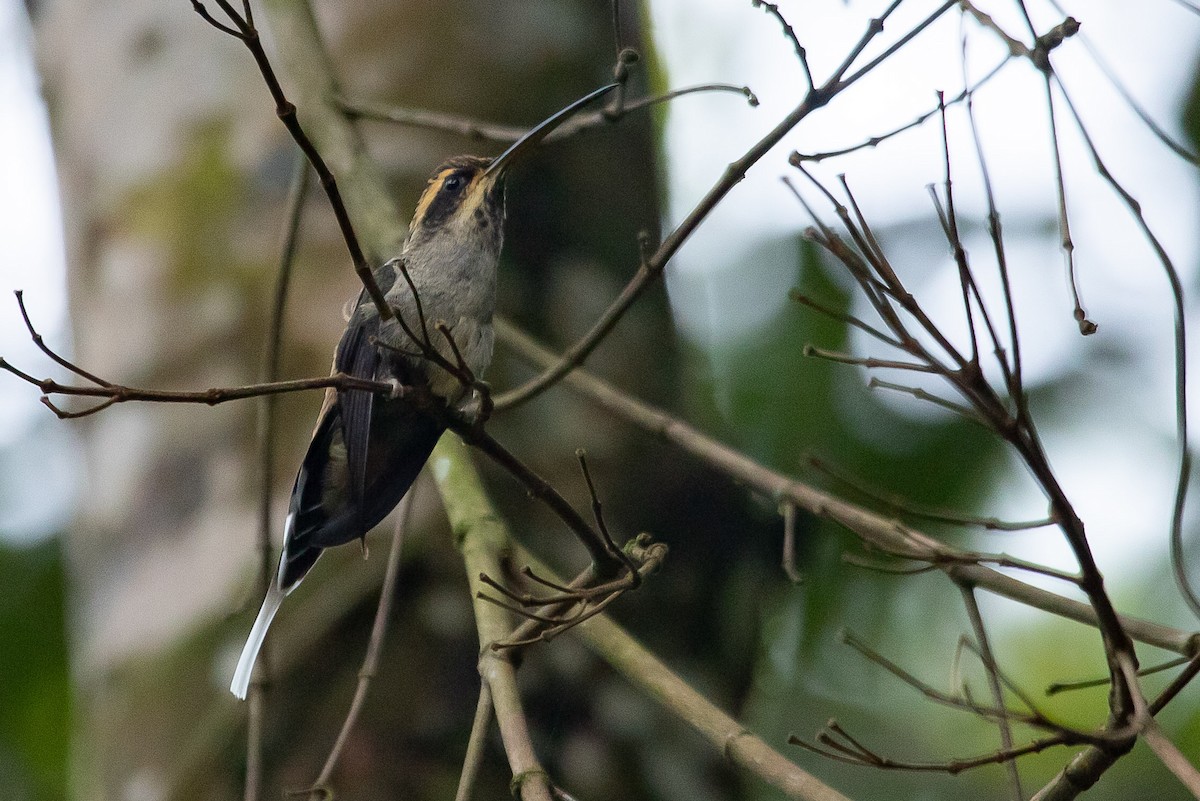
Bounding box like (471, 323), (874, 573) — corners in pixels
(646, 0), (1200, 607)
(0, 0), (78, 544)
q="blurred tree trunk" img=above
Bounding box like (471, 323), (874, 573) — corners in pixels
(33, 1), (666, 798)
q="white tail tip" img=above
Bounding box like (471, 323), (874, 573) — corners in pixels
(230, 581), (286, 700)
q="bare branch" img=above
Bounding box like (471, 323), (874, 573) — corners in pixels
(300, 497), (412, 800)
(1047, 656), (1192, 697)
(792, 720), (1078, 775)
(455, 684), (494, 801)
(867, 378), (986, 424)
(339, 83), (757, 143)
(788, 290), (904, 350)
(751, 0), (815, 91)
(494, 320), (1200, 657)
(494, 0), (960, 411)
(808, 455), (1053, 533)
(804, 345), (938, 374)
(2, 356), (392, 413)
(957, 585), (1023, 799)
(189, 0), (393, 320)
(244, 151), (311, 801)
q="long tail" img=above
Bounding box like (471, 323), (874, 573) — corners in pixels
(230, 580), (286, 700)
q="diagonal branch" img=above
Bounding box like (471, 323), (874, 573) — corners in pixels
(493, 319), (1200, 657)
(493, 0), (959, 410)
(300, 496), (413, 800)
(428, 435), (855, 801)
(189, 0), (393, 319)
(339, 82), (757, 143)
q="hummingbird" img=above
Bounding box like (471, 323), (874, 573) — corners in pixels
(230, 84), (617, 699)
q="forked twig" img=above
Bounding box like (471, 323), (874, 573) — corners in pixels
(791, 718), (1081, 775)
(1, 297), (395, 414)
(487, 536), (667, 651)
(576, 450), (640, 586)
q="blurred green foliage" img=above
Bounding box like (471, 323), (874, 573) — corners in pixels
(0, 540), (68, 801)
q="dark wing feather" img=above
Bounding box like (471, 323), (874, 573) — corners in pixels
(278, 408), (337, 590)
(276, 291), (446, 591)
(333, 305), (382, 529)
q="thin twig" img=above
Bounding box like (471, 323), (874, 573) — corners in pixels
(1165, 0), (1200, 18)
(1, 359), (393, 411)
(575, 450), (640, 585)
(1044, 0), (1200, 167)
(493, 320), (1200, 657)
(493, 0), (958, 411)
(824, 0), (907, 87)
(1047, 70), (1198, 623)
(189, 0), (393, 320)
(791, 722), (1079, 775)
(962, 44), (1026, 413)
(455, 684), (495, 801)
(752, 0), (815, 91)
(781, 502), (802, 583)
(1047, 656), (1191, 697)
(804, 345), (938, 373)
(808, 455), (1053, 532)
(1116, 653), (1200, 797)
(933, 94), (982, 369)
(338, 83), (757, 144)
(867, 377), (986, 424)
(301, 495), (413, 799)
(791, 57), (1010, 163)
(837, 629), (1067, 733)
(956, 637), (1060, 725)
(958, 584), (1024, 800)
(443, 416), (623, 577)
(1041, 79), (1093, 335)
(1150, 651), (1200, 714)
(244, 152), (311, 801)
(15, 291), (111, 387)
(788, 290), (904, 350)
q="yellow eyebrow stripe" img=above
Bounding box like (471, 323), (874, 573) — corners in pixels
(413, 167), (456, 227)
(412, 167), (490, 231)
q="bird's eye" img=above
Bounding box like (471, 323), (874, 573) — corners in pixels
(442, 175), (464, 193)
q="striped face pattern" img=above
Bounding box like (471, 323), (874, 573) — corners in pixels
(410, 155), (502, 240)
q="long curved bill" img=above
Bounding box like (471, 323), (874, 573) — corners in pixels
(484, 83), (619, 177)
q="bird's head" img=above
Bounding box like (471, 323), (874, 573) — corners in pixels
(405, 83), (619, 254)
(406, 155), (503, 256)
